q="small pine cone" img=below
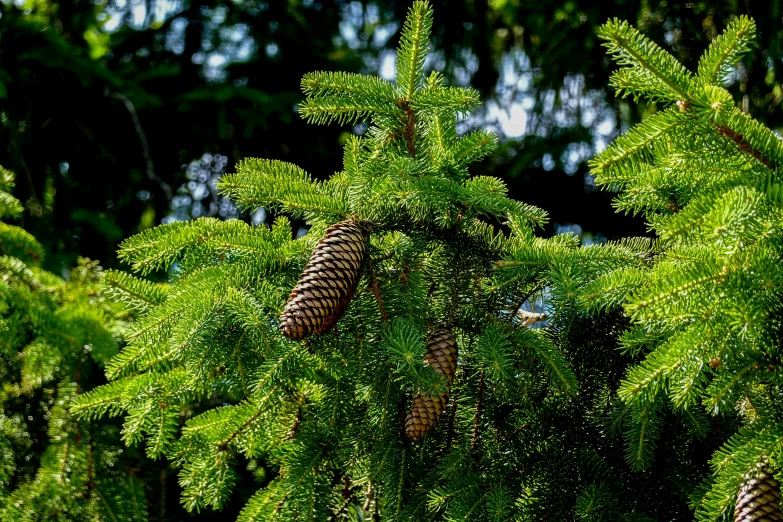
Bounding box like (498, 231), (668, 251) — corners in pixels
(735, 463), (783, 522)
(279, 220), (367, 340)
(405, 328), (458, 440)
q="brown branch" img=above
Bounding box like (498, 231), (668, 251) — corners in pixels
(362, 479), (374, 513)
(454, 204), (467, 226)
(105, 89), (172, 200)
(501, 421), (531, 443)
(508, 295), (530, 324)
(287, 405), (303, 440)
(397, 99), (417, 157)
(426, 281), (437, 301)
(715, 124), (776, 170)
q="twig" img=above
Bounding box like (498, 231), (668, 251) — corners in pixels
(397, 99), (417, 157)
(676, 103), (777, 183)
(105, 88), (172, 200)
(288, 405), (303, 440)
(508, 295), (530, 324)
(516, 308), (548, 328)
(426, 281), (437, 301)
(501, 421), (531, 443)
(363, 479), (374, 512)
(454, 204), (467, 226)
(715, 124), (776, 170)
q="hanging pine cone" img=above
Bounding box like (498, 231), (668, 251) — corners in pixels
(279, 220), (367, 340)
(405, 328), (458, 440)
(735, 463), (783, 522)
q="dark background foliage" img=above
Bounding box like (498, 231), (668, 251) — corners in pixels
(2, 1), (783, 519)
(4, 0), (783, 275)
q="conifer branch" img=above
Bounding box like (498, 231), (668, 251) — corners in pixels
(446, 386), (459, 449)
(714, 109), (782, 171)
(598, 19), (695, 101)
(66, 5), (608, 519)
(589, 108), (686, 175)
(696, 16), (756, 86)
(396, 1), (433, 100)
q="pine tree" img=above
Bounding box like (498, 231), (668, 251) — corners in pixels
(585, 16), (783, 521)
(71, 2), (665, 520)
(73, 3), (783, 521)
(0, 166), (149, 521)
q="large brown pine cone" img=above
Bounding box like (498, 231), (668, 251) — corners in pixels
(405, 328), (458, 440)
(279, 220), (367, 340)
(735, 463), (782, 522)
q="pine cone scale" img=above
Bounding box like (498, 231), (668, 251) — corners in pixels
(736, 465), (783, 522)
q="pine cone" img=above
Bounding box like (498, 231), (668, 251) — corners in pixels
(279, 220), (367, 340)
(735, 463), (783, 522)
(405, 328), (458, 440)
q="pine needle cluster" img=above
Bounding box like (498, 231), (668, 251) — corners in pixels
(0, 166), (148, 521)
(587, 16), (783, 521)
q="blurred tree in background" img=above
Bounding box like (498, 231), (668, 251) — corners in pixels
(2, 0), (783, 273)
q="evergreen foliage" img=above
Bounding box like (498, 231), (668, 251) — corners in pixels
(69, 4), (783, 521)
(74, 3), (680, 520)
(0, 167), (148, 520)
(587, 16), (783, 521)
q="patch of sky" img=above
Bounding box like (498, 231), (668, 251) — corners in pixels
(102, 0), (184, 32)
(379, 51), (396, 81)
(251, 208), (267, 226)
(554, 222), (606, 245)
(104, 1), (256, 82)
(265, 42), (279, 59)
(561, 142), (592, 175)
(165, 17), (188, 55)
(541, 153), (555, 172)
(516, 290), (552, 329)
(162, 153), (242, 224)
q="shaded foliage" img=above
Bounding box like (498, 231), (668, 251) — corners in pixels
(0, 166), (149, 521)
